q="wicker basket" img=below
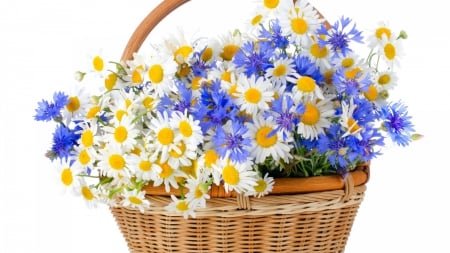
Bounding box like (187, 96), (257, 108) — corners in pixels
(110, 1), (370, 252)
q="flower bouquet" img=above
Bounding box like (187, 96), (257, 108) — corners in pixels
(34, 0), (419, 252)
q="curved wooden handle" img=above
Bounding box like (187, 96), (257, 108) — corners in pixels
(121, 0), (190, 61)
(121, 0), (331, 62)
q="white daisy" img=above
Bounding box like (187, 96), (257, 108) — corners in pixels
(103, 115), (139, 151)
(184, 177), (211, 209)
(374, 70), (398, 90)
(127, 150), (161, 181)
(340, 98), (363, 139)
(245, 115), (293, 164)
(55, 159), (79, 194)
(265, 57), (299, 86)
(379, 36), (404, 68)
(75, 179), (99, 208)
(121, 189), (150, 213)
(303, 37), (332, 70)
(165, 195), (196, 219)
(245, 173), (274, 198)
(97, 143), (131, 180)
(145, 54), (178, 97)
(291, 75), (324, 101)
(71, 145), (95, 171)
(62, 85), (91, 125)
(235, 73), (274, 117)
(278, 0), (322, 46)
(171, 110), (203, 147)
(216, 31), (244, 62)
(147, 111), (179, 163)
(297, 97), (335, 140)
(367, 21), (393, 48)
(153, 159), (186, 193)
(219, 159), (257, 194)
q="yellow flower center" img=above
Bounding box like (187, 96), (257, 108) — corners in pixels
(191, 76), (202, 90)
(342, 58), (354, 68)
(179, 120), (193, 137)
(204, 149), (219, 168)
(378, 74), (391, 85)
(251, 14), (263, 26)
(264, 0), (279, 9)
(114, 126), (128, 143)
(255, 126), (277, 148)
(384, 43), (396, 60)
(60, 168), (73, 186)
(139, 160), (151, 172)
(201, 47), (213, 62)
(169, 142), (186, 158)
(115, 109), (127, 122)
(157, 127), (174, 145)
(131, 69), (143, 84)
(375, 27), (391, 40)
(159, 162), (173, 179)
(301, 103), (320, 125)
(109, 154), (125, 170)
(143, 96), (155, 109)
(273, 64), (287, 77)
(245, 88), (262, 104)
(176, 201), (189, 211)
(297, 76), (316, 92)
(92, 56), (104, 72)
(128, 196), (143, 205)
(364, 85), (378, 101)
(291, 17), (308, 35)
(81, 130), (93, 147)
(228, 84), (239, 98)
(79, 149), (91, 165)
(254, 178), (267, 193)
(345, 68), (361, 79)
(221, 71), (232, 82)
(347, 118), (361, 133)
(86, 106), (100, 119)
(174, 45), (193, 64)
(81, 186), (94, 200)
(104, 73), (117, 90)
(194, 185), (204, 198)
(66, 96), (80, 113)
(220, 45), (240, 61)
(310, 43), (328, 58)
(222, 164), (240, 185)
(148, 64), (164, 83)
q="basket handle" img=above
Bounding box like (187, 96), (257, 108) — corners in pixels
(121, 0), (190, 62)
(120, 0), (331, 62)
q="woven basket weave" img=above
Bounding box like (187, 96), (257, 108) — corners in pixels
(110, 1), (370, 252)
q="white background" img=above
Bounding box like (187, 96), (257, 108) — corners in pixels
(1, 0), (448, 252)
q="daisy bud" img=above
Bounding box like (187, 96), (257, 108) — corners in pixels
(398, 30), (408, 40)
(74, 71), (86, 82)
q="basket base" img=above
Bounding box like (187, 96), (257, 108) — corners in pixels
(110, 185), (366, 253)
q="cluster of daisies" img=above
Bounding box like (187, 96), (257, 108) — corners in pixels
(35, 0), (417, 218)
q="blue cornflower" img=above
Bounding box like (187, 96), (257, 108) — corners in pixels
(317, 16), (363, 58)
(332, 67), (371, 97)
(355, 128), (384, 162)
(258, 19), (289, 53)
(190, 49), (212, 78)
(193, 79), (238, 132)
(213, 120), (251, 163)
(317, 124), (360, 173)
(173, 80), (194, 113)
(48, 124), (80, 161)
(267, 95), (304, 140)
(293, 55), (324, 84)
(34, 91), (68, 122)
(381, 102), (415, 146)
(233, 41), (273, 77)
